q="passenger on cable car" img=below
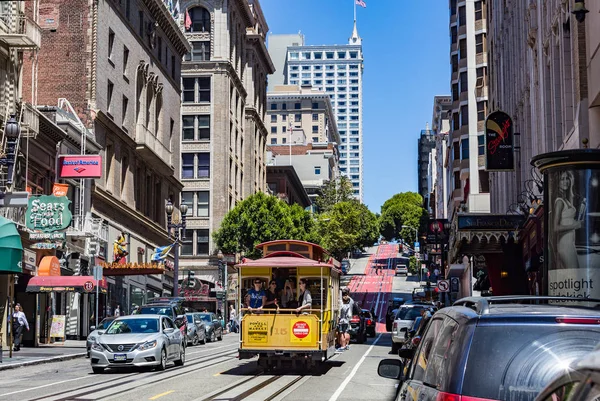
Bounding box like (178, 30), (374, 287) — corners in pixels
(295, 279), (312, 314)
(281, 279), (297, 309)
(247, 279), (266, 313)
(264, 280), (280, 311)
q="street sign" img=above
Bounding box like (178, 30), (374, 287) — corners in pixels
(93, 265), (103, 281)
(437, 280), (450, 293)
(415, 242), (420, 252)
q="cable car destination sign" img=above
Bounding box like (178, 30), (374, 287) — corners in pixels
(26, 195), (72, 232)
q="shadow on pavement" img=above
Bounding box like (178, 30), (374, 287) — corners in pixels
(220, 359), (345, 376)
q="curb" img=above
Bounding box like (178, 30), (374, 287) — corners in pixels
(0, 352), (86, 371)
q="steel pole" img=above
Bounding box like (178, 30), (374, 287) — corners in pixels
(174, 236), (180, 298)
(95, 280), (99, 328)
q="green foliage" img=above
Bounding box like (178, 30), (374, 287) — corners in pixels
(314, 176), (354, 213)
(213, 192), (317, 259)
(409, 256), (418, 274)
(316, 200), (379, 260)
(379, 192), (428, 243)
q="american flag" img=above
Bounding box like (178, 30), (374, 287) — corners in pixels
(356, 0), (366, 8)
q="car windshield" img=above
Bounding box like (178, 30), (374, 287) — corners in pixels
(198, 314), (212, 323)
(186, 315), (194, 323)
(99, 318), (115, 330)
(138, 306), (171, 316)
(397, 306), (425, 321)
(105, 318), (159, 334)
(462, 325), (600, 401)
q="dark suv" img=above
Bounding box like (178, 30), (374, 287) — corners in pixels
(138, 300), (188, 334)
(378, 296), (600, 401)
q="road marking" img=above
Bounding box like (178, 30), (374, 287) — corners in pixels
(0, 376), (96, 398)
(213, 372), (221, 376)
(149, 390), (174, 400)
(328, 334), (382, 401)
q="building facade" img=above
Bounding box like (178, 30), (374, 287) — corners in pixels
(418, 125), (435, 212)
(267, 85), (339, 146)
(432, 95), (452, 219)
(267, 33), (304, 91)
(178, 0), (273, 288)
(22, 0), (190, 323)
(273, 24), (364, 200)
(447, 0), (490, 221)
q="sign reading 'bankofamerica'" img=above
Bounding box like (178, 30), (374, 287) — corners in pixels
(58, 155), (103, 178)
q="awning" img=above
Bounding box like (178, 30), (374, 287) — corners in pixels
(0, 216), (23, 274)
(26, 276), (108, 293)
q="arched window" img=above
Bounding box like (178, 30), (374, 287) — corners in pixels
(188, 7), (210, 33)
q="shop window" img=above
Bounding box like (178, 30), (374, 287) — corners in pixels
(196, 229), (209, 255)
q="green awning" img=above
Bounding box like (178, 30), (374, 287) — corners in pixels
(0, 216), (23, 274)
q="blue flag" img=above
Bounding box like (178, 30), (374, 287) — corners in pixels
(151, 243), (175, 261)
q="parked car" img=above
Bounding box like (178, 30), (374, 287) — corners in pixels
(386, 297), (405, 331)
(535, 348), (600, 401)
(90, 315), (185, 373)
(348, 310), (367, 343)
(362, 309), (377, 337)
(137, 302), (188, 335)
(197, 312), (223, 342)
(395, 264), (408, 276)
(185, 313), (206, 346)
(391, 304), (431, 353)
(86, 316), (116, 357)
(341, 259), (350, 275)
(378, 296), (600, 401)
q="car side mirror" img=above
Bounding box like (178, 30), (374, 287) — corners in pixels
(378, 359), (404, 380)
(163, 328), (175, 334)
(398, 348), (416, 360)
(90, 326), (96, 331)
(97, 330), (105, 335)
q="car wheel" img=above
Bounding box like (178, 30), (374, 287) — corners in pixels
(199, 332), (206, 345)
(391, 342), (400, 354)
(217, 329), (223, 341)
(92, 367), (104, 374)
(174, 345), (185, 366)
(210, 330), (216, 342)
(192, 333), (199, 346)
(157, 348), (167, 371)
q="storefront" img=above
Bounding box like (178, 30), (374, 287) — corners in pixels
(0, 216), (24, 350)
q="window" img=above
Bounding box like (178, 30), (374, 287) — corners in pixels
(451, 54), (458, 73)
(198, 153), (210, 178)
(312, 113), (318, 121)
(302, 66), (310, 71)
(271, 103), (277, 110)
(454, 171), (461, 189)
(157, 36), (162, 62)
(458, 6), (466, 26)
(271, 115), (277, 123)
(271, 138), (277, 144)
(477, 101), (487, 121)
(350, 51), (358, 59)
(337, 51), (346, 59)
(186, 41), (210, 61)
(282, 137), (286, 144)
(303, 52), (311, 60)
(314, 52), (322, 59)
(312, 125), (318, 133)
(478, 135), (485, 156)
(314, 65), (322, 70)
(312, 102), (318, 109)
(282, 126), (286, 133)
(294, 113), (301, 122)
(479, 171), (489, 193)
(108, 29), (115, 59)
(198, 77), (210, 102)
(453, 142), (460, 161)
(138, 11), (144, 38)
(182, 116), (195, 140)
(326, 52), (334, 59)
(181, 235), (193, 255)
(107, 80), (114, 115)
(461, 138), (469, 160)
(188, 7), (210, 33)
(294, 102), (301, 110)
(451, 26), (457, 45)
(460, 72), (468, 93)
(196, 229), (209, 255)
(197, 191), (209, 217)
(314, 166), (321, 175)
(459, 39), (467, 60)
(475, 1), (483, 20)
(198, 115), (210, 139)
(122, 96), (128, 125)
(422, 319), (459, 388)
(461, 105), (469, 126)
(290, 66), (298, 71)
(271, 126), (277, 134)
(182, 154), (194, 179)
(183, 78), (195, 102)
(312, 137), (319, 142)
(171, 55), (176, 79)
(452, 83), (459, 101)
(281, 114), (287, 121)
(123, 46), (129, 75)
(181, 192), (194, 216)
(289, 52), (298, 60)
(282, 103), (287, 110)
(476, 34), (485, 54)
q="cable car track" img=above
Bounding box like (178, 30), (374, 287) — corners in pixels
(199, 373), (304, 401)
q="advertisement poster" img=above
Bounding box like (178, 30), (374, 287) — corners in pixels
(50, 315), (66, 339)
(547, 167), (600, 301)
(485, 111), (515, 171)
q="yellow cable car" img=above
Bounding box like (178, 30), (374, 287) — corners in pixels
(236, 240), (341, 371)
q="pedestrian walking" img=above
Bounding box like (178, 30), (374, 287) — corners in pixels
(114, 305), (121, 317)
(229, 304), (238, 333)
(433, 267), (440, 282)
(12, 303), (29, 351)
(336, 293), (353, 352)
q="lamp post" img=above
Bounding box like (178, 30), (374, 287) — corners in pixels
(217, 250), (227, 321)
(402, 225), (420, 283)
(165, 200), (188, 297)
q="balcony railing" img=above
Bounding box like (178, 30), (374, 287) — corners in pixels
(0, 13), (41, 49)
(135, 123), (172, 168)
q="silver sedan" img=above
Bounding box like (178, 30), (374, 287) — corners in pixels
(90, 315), (185, 373)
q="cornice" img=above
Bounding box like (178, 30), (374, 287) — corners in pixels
(245, 106), (267, 137)
(246, 32), (275, 74)
(142, 0), (191, 56)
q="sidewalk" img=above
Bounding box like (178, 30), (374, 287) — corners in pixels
(0, 340), (87, 371)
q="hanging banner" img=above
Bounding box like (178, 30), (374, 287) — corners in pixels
(52, 183), (69, 197)
(485, 111), (515, 171)
(58, 155), (103, 179)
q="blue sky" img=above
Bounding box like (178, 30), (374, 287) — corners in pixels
(260, 0), (450, 214)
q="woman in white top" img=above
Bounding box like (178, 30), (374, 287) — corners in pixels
(295, 279), (312, 314)
(12, 303), (29, 351)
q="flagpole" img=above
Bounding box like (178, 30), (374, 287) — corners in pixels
(354, 0), (356, 22)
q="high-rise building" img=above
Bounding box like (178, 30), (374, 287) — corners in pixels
(418, 125), (435, 209)
(267, 33), (304, 91)
(447, 0), (490, 220)
(178, 0), (273, 281)
(431, 95), (452, 219)
(270, 23), (364, 200)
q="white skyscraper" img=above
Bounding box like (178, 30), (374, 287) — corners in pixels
(276, 23), (364, 200)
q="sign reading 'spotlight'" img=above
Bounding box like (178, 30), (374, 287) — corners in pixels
(58, 155), (102, 178)
(26, 195), (72, 232)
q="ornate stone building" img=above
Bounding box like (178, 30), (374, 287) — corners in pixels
(177, 0), (273, 282)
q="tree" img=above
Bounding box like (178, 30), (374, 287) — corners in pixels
(213, 192), (317, 259)
(316, 200), (379, 260)
(379, 192), (428, 243)
(314, 176), (354, 213)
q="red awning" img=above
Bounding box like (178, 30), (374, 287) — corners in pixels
(26, 276), (108, 294)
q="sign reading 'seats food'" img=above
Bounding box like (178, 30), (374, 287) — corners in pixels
(26, 195), (72, 232)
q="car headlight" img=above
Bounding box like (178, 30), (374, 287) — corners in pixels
(138, 340), (157, 351)
(91, 342), (103, 351)
(88, 336), (96, 343)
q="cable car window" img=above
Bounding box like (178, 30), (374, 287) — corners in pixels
(266, 244), (286, 254)
(303, 278), (328, 308)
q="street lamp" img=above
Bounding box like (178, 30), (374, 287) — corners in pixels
(572, 0), (589, 23)
(165, 199), (188, 297)
(402, 225), (420, 282)
(217, 250), (227, 322)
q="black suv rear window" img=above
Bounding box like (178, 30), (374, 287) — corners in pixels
(462, 325), (600, 401)
(396, 306), (426, 321)
(138, 306), (173, 317)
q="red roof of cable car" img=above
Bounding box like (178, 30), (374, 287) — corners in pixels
(237, 254), (337, 269)
(255, 240), (329, 254)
